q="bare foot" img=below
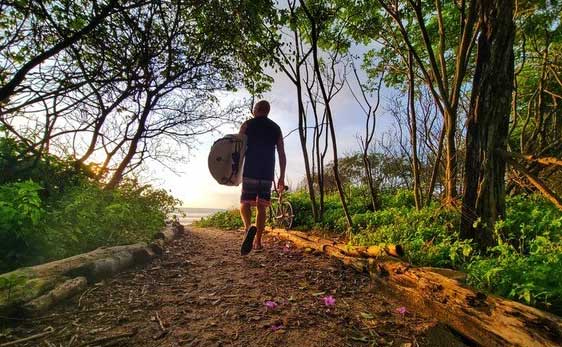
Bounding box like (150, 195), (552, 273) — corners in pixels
(253, 243), (263, 250)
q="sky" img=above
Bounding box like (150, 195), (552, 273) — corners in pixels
(149, 68), (398, 209)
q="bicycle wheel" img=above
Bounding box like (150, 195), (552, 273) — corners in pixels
(280, 201), (294, 230)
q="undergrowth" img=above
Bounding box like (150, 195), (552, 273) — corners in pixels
(198, 186), (562, 315)
(0, 135), (178, 273)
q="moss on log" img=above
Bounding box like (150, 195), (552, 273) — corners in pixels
(23, 277), (87, 314)
(0, 272), (62, 313)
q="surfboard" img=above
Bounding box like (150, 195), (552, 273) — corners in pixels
(208, 134), (247, 186)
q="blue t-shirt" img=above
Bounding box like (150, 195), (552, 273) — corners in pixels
(242, 117), (281, 181)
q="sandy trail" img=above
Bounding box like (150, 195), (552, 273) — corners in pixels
(1, 227), (467, 347)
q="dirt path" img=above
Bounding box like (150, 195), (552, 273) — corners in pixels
(1, 227), (468, 347)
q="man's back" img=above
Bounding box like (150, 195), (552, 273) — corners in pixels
(243, 117), (281, 180)
(238, 100), (286, 255)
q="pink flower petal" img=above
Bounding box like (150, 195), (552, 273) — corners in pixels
(323, 295), (336, 306)
(395, 306), (408, 315)
(271, 324), (284, 331)
(264, 300), (278, 310)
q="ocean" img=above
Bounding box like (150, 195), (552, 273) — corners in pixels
(170, 207), (225, 225)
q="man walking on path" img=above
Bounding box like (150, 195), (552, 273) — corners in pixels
(239, 100), (286, 255)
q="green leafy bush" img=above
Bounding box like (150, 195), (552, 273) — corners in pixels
(350, 206), (469, 267)
(43, 179), (177, 260)
(494, 194), (562, 251)
(0, 134), (91, 199)
(467, 238), (562, 314)
(466, 195), (562, 313)
(195, 209), (243, 230)
(0, 181), (46, 270)
(0, 133), (178, 273)
(380, 188), (416, 209)
(285, 190), (315, 230)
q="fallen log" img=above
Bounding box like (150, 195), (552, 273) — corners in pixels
(0, 243), (152, 314)
(269, 228), (403, 258)
(498, 149), (562, 212)
(268, 227), (562, 347)
(78, 250), (144, 282)
(154, 226), (179, 242)
(372, 262), (562, 347)
(334, 244), (404, 258)
(419, 266), (467, 282)
(23, 277), (87, 314)
(0, 224), (184, 316)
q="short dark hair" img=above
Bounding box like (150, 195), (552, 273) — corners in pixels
(253, 100), (270, 116)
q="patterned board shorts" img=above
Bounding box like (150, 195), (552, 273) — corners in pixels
(240, 177), (273, 206)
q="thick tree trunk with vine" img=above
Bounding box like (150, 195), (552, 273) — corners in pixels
(461, 0), (515, 250)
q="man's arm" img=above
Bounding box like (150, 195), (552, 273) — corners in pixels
(239, 120), (248, 135)
(277, 133), (287, 192)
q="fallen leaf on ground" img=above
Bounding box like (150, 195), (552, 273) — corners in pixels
(264, 301), (278, 310)
(360, 312), (374, 320)
(323, 295), (336, 306)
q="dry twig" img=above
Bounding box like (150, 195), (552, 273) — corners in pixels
(0, 326), (55, 347)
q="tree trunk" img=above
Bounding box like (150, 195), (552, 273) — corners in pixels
(444, 111), (458, 204)
(362, 153), (380, 211)
(326, 109), (353, 230)
(426, 124), (445, 205)
(105, 93), (153, 190)
(408, 51), (423, 210)
(460, 0), (515, 250)
(296, 74), (319, 222)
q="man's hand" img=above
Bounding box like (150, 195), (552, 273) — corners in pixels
(277, 178), (285, 193)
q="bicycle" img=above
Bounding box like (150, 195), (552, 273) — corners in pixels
(268, 185), (294, 230)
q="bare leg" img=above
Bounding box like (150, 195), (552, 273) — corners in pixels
(240, 203), (252, 231)
(254, 204), (267, 249)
